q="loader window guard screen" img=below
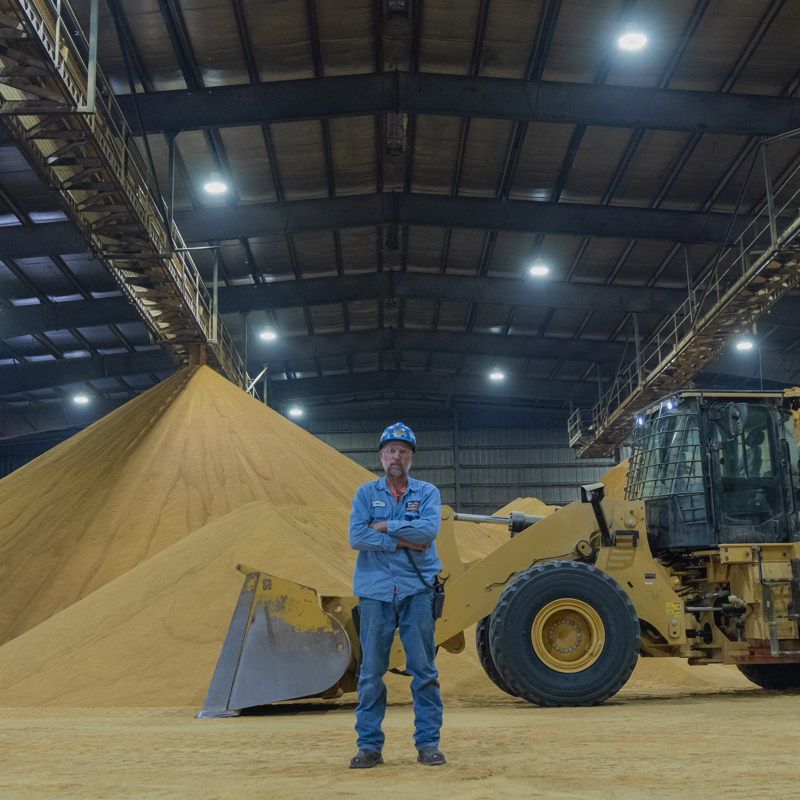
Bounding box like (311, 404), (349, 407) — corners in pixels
(710, 404), (782, 525)
(626, 401), (706, 524)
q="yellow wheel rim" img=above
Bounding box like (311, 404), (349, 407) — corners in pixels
(531, 599), (606, 674)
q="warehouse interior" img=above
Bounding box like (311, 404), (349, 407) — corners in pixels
(2, 0), (800, 797)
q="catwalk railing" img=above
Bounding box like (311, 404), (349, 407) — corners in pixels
(0, 0), (249, 390)
(569, 133), (800, 457)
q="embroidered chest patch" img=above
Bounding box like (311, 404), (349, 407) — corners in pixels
(372, 500), (386, 507)
(406, 501), (420, 512)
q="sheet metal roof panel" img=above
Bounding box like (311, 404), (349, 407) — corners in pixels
(418, 0), (481, 76)
(340, 227), (379, 273)
(541, 0), (623, 83)
(402, 297), (437, 329)
(4, 257), (68, 299)
(456, 118), (515, 198)
(604, 240), (677, 285)
(171, 130), (219, 205)
(290, 230), (336, 278)
(275, 305), (310, 336)
(245, 236), (294, 280)
(608, 129), (697, 208)
(478, 0), (548, 79)
(316, 0), (373, 76)
(309, 302), (345, 334)
(566, 238), (624, 283)
(269, 120), (330, 200)
(218, 127), (278, 204)
(509, 122), (580, 202)
(177, 0), (251, 87)
(240, 0), (316, 81)
(667, 0), (778, 92)
(411, 115), (461, 195)
(471, 303), (515, 333)
(563, 126), (637, 205)
(407, 227), (447, 272)
(655, 133), (751, 213)
(347, 298), (379, 330)
(135, 134), (195, 214)
(443, 229), (486, 275)
(116, 0), (188, 91)
(435, 301), (469, 331)
(329, 116), (377, 196)
(733, 3), (800, 94)
(509, 305), (555, 334)
(488, 231), (537, 278)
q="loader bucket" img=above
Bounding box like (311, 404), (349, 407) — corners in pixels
(197, 566), (355, 718)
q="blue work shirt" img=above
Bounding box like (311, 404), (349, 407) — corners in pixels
(348, 475), (442, 602)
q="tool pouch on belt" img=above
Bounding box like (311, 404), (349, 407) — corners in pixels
(404, 548), (445, 620)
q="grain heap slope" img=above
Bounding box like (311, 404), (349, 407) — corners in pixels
(0, 366), (372, 645)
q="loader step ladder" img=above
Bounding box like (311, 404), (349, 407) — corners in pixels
(569, 136), (800, 458)
(0, 0), (248, 388)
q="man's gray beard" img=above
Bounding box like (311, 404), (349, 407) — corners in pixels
(385, 464), (408, 478)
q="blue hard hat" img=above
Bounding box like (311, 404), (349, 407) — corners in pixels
(379, 422), (416, 452)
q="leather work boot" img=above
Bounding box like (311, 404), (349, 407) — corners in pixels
(417, 746), (446, 766)
(349, 749), (383, 769)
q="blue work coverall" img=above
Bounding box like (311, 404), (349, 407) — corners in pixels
(348, 475), (443, 752)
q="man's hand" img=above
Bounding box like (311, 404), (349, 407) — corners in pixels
(368, 520), (388, 533)
(396, 537), (429, 552)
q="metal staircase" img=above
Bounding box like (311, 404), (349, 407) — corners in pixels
(569, 136), (800, 458)
(0, 0), (248, 388)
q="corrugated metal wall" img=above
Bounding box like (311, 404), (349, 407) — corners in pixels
(305, 408), (618, 514)
(0, 410), (621, 514)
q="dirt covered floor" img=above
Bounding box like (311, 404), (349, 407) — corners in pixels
(2, 687), (799, 800)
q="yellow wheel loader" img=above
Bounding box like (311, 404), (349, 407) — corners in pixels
(198, 390), (800, 718)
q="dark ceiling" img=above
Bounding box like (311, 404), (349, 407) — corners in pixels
(2, 0), (800, 439)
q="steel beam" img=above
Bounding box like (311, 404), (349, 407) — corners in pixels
(268, 371), (602, 404)
(115, 73), (800, 137)
(0, 351), (172, 394)
(1, 276), (687, 340)
(0, 194), (754, 259)
(249, 329), (627, 364)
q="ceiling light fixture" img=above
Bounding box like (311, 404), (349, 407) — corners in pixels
(204, 171), (227, 194)
(489, 371), (504, 380)
(618, 31), (647, 50)
(530, 263), (549, 277)
(289, 407), (303, 417)
(260, 330), (277, 341)
(73, 395), (89, 404)
(736, 339), (754, 351)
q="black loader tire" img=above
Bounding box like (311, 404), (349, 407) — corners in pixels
(475, 615), (519, 697)
(737, 663), (800, 690)
(489, 560), (640, 707)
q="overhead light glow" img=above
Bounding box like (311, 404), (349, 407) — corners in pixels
(73, 395), (89, 404)
(637, 417), (644, 426)
(618, 32), (647, 50)
(260, 330), (277, 341)
(204, 171), (227, 194)
(736, 339), (754, 351)
(530, 264), (549, 277)
(289, 407), (303, 417)
(666, 401), (673, 410)
(489, 371), (504, 380)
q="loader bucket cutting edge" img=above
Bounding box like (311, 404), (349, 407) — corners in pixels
(197, 570), (352, 718)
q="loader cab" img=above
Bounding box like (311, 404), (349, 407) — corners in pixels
(625, 392), (800, 551)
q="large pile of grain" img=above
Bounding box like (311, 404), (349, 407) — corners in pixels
(0, 366), (372, 645)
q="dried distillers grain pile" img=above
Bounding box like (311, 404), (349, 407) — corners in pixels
(0, 366), (371, 646)
(600, 458), (629, 498)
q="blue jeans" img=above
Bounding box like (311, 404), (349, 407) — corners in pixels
(355, 589), (443, 752)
